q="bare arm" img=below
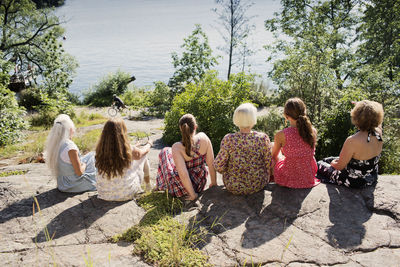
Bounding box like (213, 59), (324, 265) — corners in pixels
(204, 136), (217, 188)
(331, 137), (354, 170)
(68, 149), (85, 176)
(271, 131), (285, 162)
(132, 140), (152, 160)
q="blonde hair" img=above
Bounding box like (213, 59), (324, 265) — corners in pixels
(233, 103), (257, 128)
(179, 114), (197, 157)
(351, 100), (384, 132)
(45, 114), (76, 176)
(284, 98), (316, 148)
(95, 118), (132, 179)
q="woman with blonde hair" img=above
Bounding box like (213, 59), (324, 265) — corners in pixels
(317, 100), (384, 188)
(156, 114), (217, 201)
(45, 114), (96, 192)
(214, 103), (272, 195)
(272, 98), (320, 188)
(95, 118), (151, 201)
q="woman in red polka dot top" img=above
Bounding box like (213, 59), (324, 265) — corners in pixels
(271, 98), (320, 188)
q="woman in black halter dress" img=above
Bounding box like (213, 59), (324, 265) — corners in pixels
(316, 100), (384, 188)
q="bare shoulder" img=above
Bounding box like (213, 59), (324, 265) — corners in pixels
(172, 142), (184, 152)
(195, 132), (210, 143)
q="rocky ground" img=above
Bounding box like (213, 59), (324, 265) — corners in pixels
(0, 113), (399, 266)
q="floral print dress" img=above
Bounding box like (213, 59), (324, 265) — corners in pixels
(214, 131), (272, 195)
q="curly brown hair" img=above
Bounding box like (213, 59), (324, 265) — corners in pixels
(284, 97), (316, 148)
(95, 118), (132, 179)
(351, 100), (384, 132)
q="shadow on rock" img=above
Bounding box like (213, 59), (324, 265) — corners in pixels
(0, 188), (74, 224)
(33, 195), (127, 243)
(326, 184), (375, 248)
(241, 184), (311, 248)
(188, 186), (265, 250)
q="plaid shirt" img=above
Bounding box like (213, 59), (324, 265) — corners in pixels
(156, 140), (208, 197)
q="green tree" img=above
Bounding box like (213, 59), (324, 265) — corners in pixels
(168, 24), (218, 94)
(0, 54), (27, 146)
(265, 0), (361, 122)
(213, 0), (255, 79)
(164, 71), (253, 153)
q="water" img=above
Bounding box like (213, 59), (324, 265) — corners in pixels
(56, 0), (281, 96)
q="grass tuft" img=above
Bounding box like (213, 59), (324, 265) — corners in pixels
(113, 191), (211, 266)
(0, 170), (28, 177)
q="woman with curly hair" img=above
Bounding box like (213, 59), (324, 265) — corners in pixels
(272, 98), (320, 188)
(316, 100), (384, 188)
(95, 118), (151, 201)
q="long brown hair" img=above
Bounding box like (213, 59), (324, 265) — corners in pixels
(179, 114), (197, 157)
(95, 118), (132, 179)
(284, 98), (316, 148)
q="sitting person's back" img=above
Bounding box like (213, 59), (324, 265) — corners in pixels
(272, 98), (320, 188)
(317, 100), (384, 188)
(95, 118), (151, 201)
(215, 103), (272, 195)
(45, 114), (96, 193)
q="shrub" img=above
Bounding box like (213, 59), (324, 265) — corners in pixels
(146, 81), (172, 117)
(121, 86), (151, 110)
(0, 87), (28, 146)
(83, 70), (133, 107)
(254, 107), (284, 138)
(249, 80), (272, 107)
(315, 88), (367, 160)
(163, 71), (253, 153)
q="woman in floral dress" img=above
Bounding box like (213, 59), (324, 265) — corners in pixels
(316, 100), (384, 188)
(156, 114), (217, 201)
(214, 103), (272, 195)
(272, 98), (320, 188)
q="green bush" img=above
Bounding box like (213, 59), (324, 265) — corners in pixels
(121, 86), (151, 110)
(254, 107), (284, 138)
(83, 70), (133, 107)
(315, 89), (366, 160)
(146, 81), (172, 117)
(0, 87), (28, 146)
(249, 80), (272, 107)
(163, 71), (253, 153)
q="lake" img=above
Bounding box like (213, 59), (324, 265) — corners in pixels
(56, 0), (281, 96)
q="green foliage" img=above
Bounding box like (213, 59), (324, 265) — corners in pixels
(146, 81), (172, 117)
(254, 107), (284, 138)
(83, 70), (132, 107)
(163, 71), (253, 153)
(0, 56), (28, 146)
(315, 89), (366, 160)
(249, 80), (272, 107)
(169, 24), (218, 94)
(0, 131), (47, 160)
(73, 111), (107, 128)
(121, 86), (151, 110)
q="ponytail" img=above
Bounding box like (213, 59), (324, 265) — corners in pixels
(179, 114), (197, 157)
(181, 123), (193, 157)
(296, 115), (316, 148)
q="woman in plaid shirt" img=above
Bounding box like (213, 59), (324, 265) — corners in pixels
(156, 114), (217, 201)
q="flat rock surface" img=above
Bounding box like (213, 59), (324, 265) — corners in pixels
(1, 115), (399, 266)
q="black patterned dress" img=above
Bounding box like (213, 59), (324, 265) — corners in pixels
(316, 131), (382, 188)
